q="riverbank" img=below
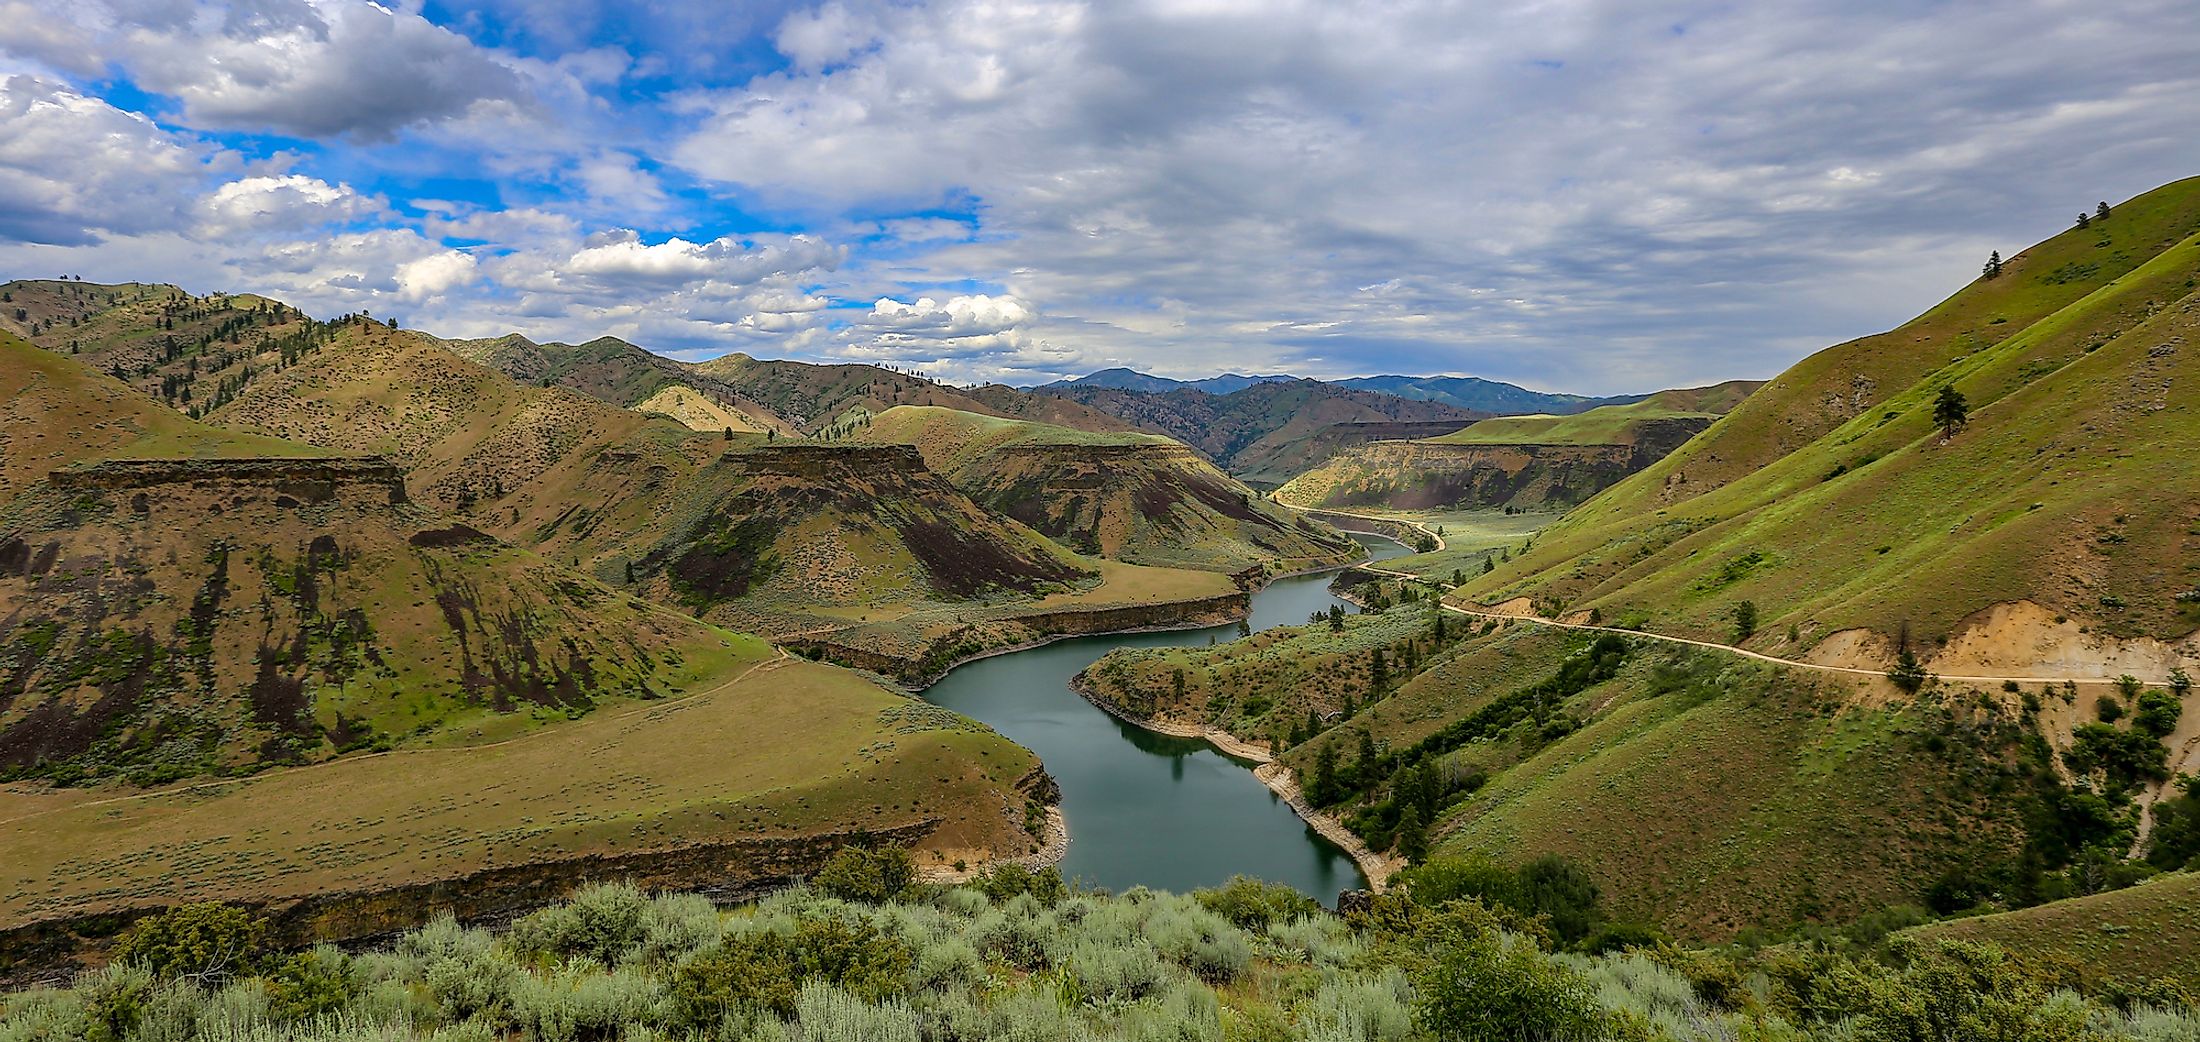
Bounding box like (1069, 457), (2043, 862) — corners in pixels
(1255, 763), (1404, 893)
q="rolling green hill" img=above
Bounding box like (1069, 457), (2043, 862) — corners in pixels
(1464, 177), (2200, 658)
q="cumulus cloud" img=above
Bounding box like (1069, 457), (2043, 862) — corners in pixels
(865, 294), (1031, 338)
(46, 0), (524, 139)
(197, 174), (382, 236)
(0, 75), (216, 245)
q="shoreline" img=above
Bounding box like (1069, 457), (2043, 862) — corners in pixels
(896, 546), (1373, 692)
(1067, 676), (1400, 893)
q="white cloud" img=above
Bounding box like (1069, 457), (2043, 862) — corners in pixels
(0, 74), (216, 245)
(44, 0), (524, 139)
(196, 174), (381, 236)
(865, 294), (1032, 337)
(396, 251), (479, 301)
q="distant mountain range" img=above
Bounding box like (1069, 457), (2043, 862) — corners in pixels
(1037, 368), (1645, 415)
(1036, 368), (1299, 395)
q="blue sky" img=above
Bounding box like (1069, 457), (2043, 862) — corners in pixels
(2, 0), (2197, 393)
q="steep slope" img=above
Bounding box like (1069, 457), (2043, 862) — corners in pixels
(1273, 382), (1757, 511)
(1031, 379), (1483, 482)
(1337, 374), (1646, 414)
(854, 406), (1361, 573)
(0, 338), (742, 785)
(1466, 178), (2200, 660)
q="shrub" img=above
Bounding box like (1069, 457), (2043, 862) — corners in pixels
(968, 862), (1065, 907)
(1412, 932), (1601, 1042)
(814, 846), (917, 904)
(263, 947), (359, 1022)
(669, 915), (911, 1025)
(112, 904), (267, 984)
(1059, 938), (1166, 1004)
(1194, 876), (1319, 930)
(2097, 696), (2126, 723)
(791, 981), (919, 1042)
(2135, 689), (2183, 740)
(506, 881), (651, 965)
(1851, 938), (2087, 1042)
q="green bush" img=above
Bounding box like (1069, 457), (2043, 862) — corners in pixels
(1194, 876), (1320, 930)
(2135, 689), (2184, 740)
(264, 947), (359, 1022)
(1413, 931), (1602, 1042)
(968, 862), (1065, 907)
(670, 915), (911, 1025)
(111, 904), (266, 984)
(813, 846), (917, 904)
(506, 881), (650, 964)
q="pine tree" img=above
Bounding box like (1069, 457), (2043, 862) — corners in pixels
(1982, 250), (2003, 279)
(1310, 743), (1339, 805)
(1482, 556), (1495, 575)
(2076, 211), (2091, 229)
(1395, 803), (1427, 861)
(1933, 385), (1969, 438)
(1369, 648), (1388, 693)
(1731, 600), (1758, 642)
(2096, 201), (2112, 221)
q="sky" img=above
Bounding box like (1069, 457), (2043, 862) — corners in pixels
(1, 1), (2196, 394)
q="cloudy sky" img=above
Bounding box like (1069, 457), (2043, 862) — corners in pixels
(2, 1), (2195, 393)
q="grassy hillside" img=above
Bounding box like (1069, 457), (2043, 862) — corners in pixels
(691, 352), (1137, 435)
(0, 280), (350, 424)
(1430, 380), (1760, 446)
(0, 338), (745, 785)
(0, 656), (1046, 933)
(438, 334), (796, 436)
(1083, 593), (2046, 940)
(1462, 178), (2200, 659)
(1917, 871), (2200, 989)
(1274, 382), (1757, 514)
(856, 406), (1361, 573)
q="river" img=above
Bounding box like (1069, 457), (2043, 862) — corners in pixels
(921, 533), (1411, 901)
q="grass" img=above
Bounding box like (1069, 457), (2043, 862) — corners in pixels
(0, 653), (1040, 929)
(1430, 381), (1756, 447)
(1916, 871), (2200, 988)
(1358, 509), (1557, 582)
